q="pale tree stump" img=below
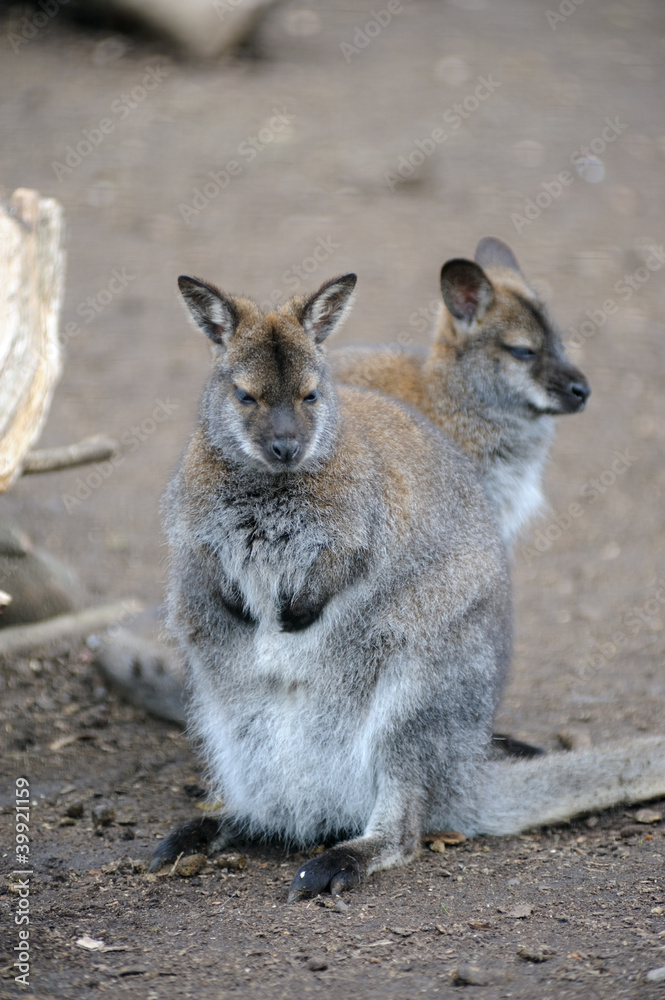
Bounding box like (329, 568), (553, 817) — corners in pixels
(0, 188), (65, 492)
(0, 187), (140, 649)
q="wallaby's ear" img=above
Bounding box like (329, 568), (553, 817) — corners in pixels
(178, 275), (239, 347)
(474, 236), (523, 275)
(300, 273), (357, 344)
(440, 259), (495, 327)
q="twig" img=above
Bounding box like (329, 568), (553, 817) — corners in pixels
(0, 599), (142, 658)
(21, 435), (118, 475)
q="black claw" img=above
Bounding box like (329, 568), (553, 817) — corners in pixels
(287, 847), (362, 902)
(148, 816), (220, 873)
(492, 733), (546, 759)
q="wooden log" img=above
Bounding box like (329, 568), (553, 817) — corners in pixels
(21, 435), (118, 475)
(0, 188), (65, 492)
(0, 599), (143, 659)
(94, 0), (280, 59)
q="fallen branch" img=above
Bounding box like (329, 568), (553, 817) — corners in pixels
(0, 599), (143, 658)
(21, 435), (118, 475)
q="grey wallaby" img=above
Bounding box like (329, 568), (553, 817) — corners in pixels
(332, 238), (591, 547)
(149, 272), (665, 900)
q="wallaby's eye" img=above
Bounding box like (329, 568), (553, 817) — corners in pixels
(235, 387), (257, 405)
(303, 389), (319, 404)
(506, 345), (537, 361)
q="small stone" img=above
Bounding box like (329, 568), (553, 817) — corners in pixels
(117, 966), (149, 977)
(585, 815), (599, 829)
(65, 800), (84, 819)
(91, 803), (115, 827)
(517, 944), (554, 963)
(174, 853), (207, 877)
(646, 966), (665, 983)
(424, 830), (466, 845)
(503, 902), (532, 919)
(635, 808), (662, 825)
(429, 839), (446, 853)
(214, 853), (247, 871)
(619, 824), (647, 838)
(306, 956), (328, 971)
(59, 817), (76, 827)
(451, 964), (509, 986)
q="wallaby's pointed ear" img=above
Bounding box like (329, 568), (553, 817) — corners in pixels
(178, 275), (239, 347)
(474, 236), (523, 275)
(440, 259), (495, 327)
(300, 273), (357, 344)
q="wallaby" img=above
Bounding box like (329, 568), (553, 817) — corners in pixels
(149, 273), (665, 900)
(332, 238), (591, 547)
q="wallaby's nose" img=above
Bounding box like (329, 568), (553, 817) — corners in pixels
(569, 379), (591, 407)
(270, 438), (300, 463)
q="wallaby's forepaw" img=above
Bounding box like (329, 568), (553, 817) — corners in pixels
(148, 817), (221, 873)
(492, 733), (546, 759)
(287, 846), (362, 902)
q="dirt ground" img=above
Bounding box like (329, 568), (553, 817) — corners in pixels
(1, 0), (665, 997)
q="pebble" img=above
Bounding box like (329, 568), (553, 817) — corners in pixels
(517, 944), (554, 963)
(174, 853), (207, 877)
(65, 801), (84, 819)
(451, 964), (509, 986)
(635, 808), (662, 825)
(646, 966), (665, 983)
(306, 957), (328, 972)
(214, 853), (247, 871)
(91, 804), (115, 827)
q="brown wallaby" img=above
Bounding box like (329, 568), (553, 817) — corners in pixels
(332, 238), (591, 547)
(148, 272), (665, 901)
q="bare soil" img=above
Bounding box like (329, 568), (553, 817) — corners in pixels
(1, 1), (665, 997)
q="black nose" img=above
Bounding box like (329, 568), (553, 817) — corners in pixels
(570, 380), (591, 406)
(270, 438), (300, 463)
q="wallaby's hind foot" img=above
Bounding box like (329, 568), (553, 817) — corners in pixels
(148, 816), (229, 872)
(288, 845), (363, 901)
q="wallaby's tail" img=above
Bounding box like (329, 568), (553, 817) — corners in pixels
(471, 736), (665, 836)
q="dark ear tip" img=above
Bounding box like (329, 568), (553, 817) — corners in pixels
(440, 258), (478, 281)
(341, 272), (357, 287)
(177, 275), (194, 290)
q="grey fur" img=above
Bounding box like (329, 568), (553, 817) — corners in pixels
(332, 239), (591, 547)
(149, 273), (665, 899)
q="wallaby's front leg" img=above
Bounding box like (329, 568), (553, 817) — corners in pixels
(279, 546), (370, 632)
(287, 778), (424, 901)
